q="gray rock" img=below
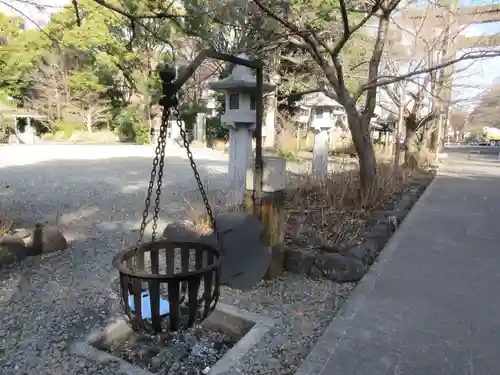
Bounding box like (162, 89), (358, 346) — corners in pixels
(387, 215), (399, 231)
(162, 222), (201, 242)
(0, 235), (28, 265)
(363, 238), (380, 265)
(308, 265), (324, 279)
(394, 195), (415, 214)
(314, 253), (366, 283)
(365, 222), (391, 247)
(30, 224), (68, 254)
(13, 228), (31, 239)
(346, 244), (368, 262)
(284, 248), (315, 274)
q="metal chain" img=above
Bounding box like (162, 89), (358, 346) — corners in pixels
(172, 104), (223, 253)
(140, 64), (223, 256)
(151, 112), (169, 241)
(137, 108), (170, 245)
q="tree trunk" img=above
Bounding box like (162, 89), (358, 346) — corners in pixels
(345, 105), (377, 199)
(421, 121), (434, 151)
(404, 125), (420, 168)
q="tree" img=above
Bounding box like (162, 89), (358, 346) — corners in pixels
(89, 0), (393, 196)
(378, 4), (453, 167)
(0, 12), (49, 101)
(467, 82), (500, 132)
(449, 107), (467, 133)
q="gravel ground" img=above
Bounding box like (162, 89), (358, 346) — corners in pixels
(0, 150), (348, 375)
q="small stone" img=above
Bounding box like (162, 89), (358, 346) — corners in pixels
(0, 236), (28, 265)
(284, 248), (315, 274)
(346, 244), (368, 262)
(150, 355), (165, 371)
(387, 215), (398, 231)
(137, 344), (159, 360)
(362, 239), (380, 265)
(28, 224), (68, 255)
(13, 228), (31, 239)
(365, 222), (391, 247)
(163, 222), (201, 242)
(308, 265), (324, 279)
(314, 253), (366, 283)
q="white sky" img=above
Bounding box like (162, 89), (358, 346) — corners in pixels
(453, 20), (500, 109)
(0, 0), (67, 28)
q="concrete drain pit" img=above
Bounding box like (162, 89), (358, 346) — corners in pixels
(70, 303), (275, 375)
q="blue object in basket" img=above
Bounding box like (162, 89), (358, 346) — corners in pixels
(128, 290), (170, 320)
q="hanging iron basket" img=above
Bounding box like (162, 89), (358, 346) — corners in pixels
(112, 240), (222, 333)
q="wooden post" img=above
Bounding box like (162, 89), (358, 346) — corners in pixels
(246, 156), (286, 280)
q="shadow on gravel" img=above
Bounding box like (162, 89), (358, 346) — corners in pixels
(0, 156), (229, 316)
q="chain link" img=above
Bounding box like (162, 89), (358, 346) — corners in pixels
(151, 112), (169, 241)
(138, 80), (222, 255)
(138, 108), (169, 245)
(172, 104), (223, 253)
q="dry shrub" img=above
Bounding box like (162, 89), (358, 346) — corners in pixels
(69, 130), (119, 143)
(211, 140), (228, 152)
(405, 148), (436, 169)
(189, 141), (207, 149)
(285, 163), (412, 252)
(331, 141), (357, 157)
(332, 141), (391, 161)
(0, 217), (13, 236)
(276, 130), (299, 160)
(181, 186), (245, 235)
(374, 143), (392, 161)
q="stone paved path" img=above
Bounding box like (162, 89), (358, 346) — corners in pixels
(295, 152), (500, 375)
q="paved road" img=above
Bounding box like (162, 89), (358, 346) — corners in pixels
(445, 144), (500, 156)
(296, 152), (500, 375)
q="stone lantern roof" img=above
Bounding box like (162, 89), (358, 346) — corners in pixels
(209, 54), (275, 93)
(301, 92), (343, 108)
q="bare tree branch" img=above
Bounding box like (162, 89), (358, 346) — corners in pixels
(364, 49), (500, 90)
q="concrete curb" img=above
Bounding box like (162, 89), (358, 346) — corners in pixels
(293, 170), (439, 375)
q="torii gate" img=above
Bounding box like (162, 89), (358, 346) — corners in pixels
(402, 1), (500, 133)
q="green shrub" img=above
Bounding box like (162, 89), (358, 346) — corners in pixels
(276, 130), (300, 161)
(277, 147), (299, 161)
(134, 124), (150, 144)
(41, 133), (55, 141)
(113, 108), (139, 142)
(206, 117), (228, 147)
(52, 121), (86, 139)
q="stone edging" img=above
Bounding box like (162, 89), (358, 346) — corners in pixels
(0, 224), (67, 267)
(284, 172), (435, 282)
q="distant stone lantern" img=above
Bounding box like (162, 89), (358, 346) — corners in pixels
(302, 92), (346, 179)
(209, 54), (276, 203)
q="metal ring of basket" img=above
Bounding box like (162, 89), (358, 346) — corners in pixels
(113, 239), (222, 332)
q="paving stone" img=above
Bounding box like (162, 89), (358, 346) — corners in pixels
(295, 154), (500, 375)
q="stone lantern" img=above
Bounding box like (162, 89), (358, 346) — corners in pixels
(302, 92), (345, 179)
(209, 54), (276, 203)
